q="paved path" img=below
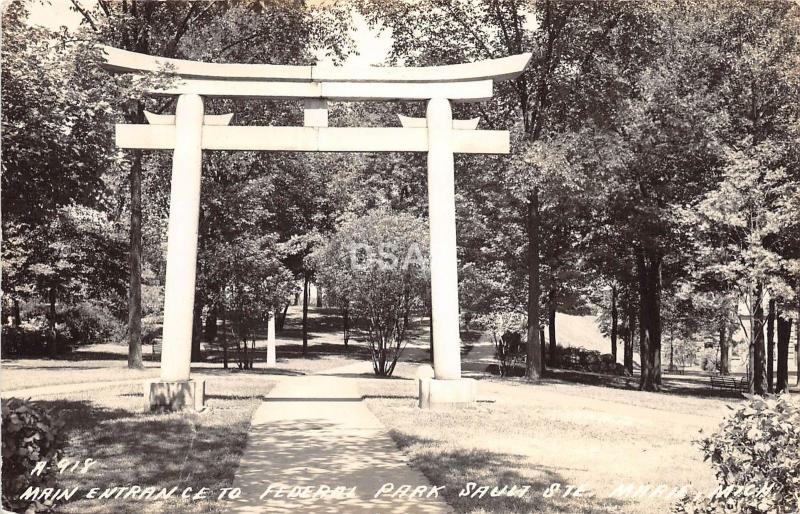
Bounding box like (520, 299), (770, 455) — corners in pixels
(228, 374), (451, 514)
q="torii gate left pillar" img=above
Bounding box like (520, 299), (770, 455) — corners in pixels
(103, 45), (531, 412)
(144, 94), (206, 411)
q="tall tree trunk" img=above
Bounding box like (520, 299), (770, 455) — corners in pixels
(342, 304), (350, 348)
(124, 5), (152, 368)
(302, 272), (309, 357)
(637, 250), (662, 391)
(625, 289), (635, 375)
(651, 259), (662, 387)
(610, 285), (618, 363)
(719, 323), (729, 375)
(277, 302), (289, 332)
(127, 145), (144, 369)
(316, 286), (323, 308)
(767, 298), (775, 392)
(776, 312), (790, 393)
(204, 302), (218, 343)
(637, 253), (650, 389)
(221, 303), (228, 370)
(749, 282), (767, 395)
(48, 286), (57, 356)
(548, 302), (556, 367)
(525, 189), (543, 379)
(191, 296), (203, 362)
(12, 298), (21, 328)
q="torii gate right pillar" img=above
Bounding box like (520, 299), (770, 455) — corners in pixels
(419, 97), (477, 408)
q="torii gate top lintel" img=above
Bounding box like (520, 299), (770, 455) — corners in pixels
(102, 46), (530, 102)
(101, 45), (532, 88)
(106, 45), (531, 154)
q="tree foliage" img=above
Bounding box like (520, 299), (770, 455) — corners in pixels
(313, 210), (429, 376)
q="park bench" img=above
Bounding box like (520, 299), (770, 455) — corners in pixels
(709, 375), (747, 392)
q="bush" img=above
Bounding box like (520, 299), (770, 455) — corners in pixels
(2, 398), (66, 513)
(476, 311), (527, 377)
(494, 330), (525, 377)
(60, 302), (125, 345)
(18, 301), (125, 350)
(313, 210), (429, 377)
(700, 347), (721, 373)
(1, 317), (57, 357)
(674, 395), (800, 514)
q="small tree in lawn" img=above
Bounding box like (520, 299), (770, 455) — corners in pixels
(210, 235), (294, 370)
(314, 210), (429, 376)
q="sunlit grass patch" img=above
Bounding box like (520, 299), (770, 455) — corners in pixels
(361, 377), (724, 514)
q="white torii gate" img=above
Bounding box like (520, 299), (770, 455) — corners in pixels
(102, 46), (531, 411)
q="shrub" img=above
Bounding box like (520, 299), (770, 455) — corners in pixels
(494, 330), (525, 377)
(21, 301), (125, 348)
(700, 347), (721, 373)
(549, 345), (627, 375)
(674, 395), (800, 514)
(2, 398), (66, 512)
(476, 311), (527, 377)
(313, 210), (429, 377)
(60, 302), (125, 345)
(1, 316), (56, 356)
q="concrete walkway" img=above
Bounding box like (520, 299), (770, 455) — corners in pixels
(228, 374), (451, 513)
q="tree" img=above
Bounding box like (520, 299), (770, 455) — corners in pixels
(62, 0), (354, 368)
(209, 236), (294, 370)
(362, 0), (654, 381)
(314, 210), (429, 376)
(4, 207), (127, 354)
(2, 3), (133, 353)
(1, 3), (117, 225)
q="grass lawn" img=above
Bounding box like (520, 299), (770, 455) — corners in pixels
(358, 363), (736, 514)
(3, 307), (769, 514)
(1, 345), (160, 392)
(14, 377), (275, 514)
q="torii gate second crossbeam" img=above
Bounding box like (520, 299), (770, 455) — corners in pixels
(102, 46), (531, 411)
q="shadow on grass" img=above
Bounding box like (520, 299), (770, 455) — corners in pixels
(206, 393), (271, 401)
(478, 363), (746, 401)
(361, 395), (496, 403)
(388, 431), (627, 514)
(543, 368), (746, 400)
(202, 342), (373, 364)
(2, 350), (131, 363)
(4, 387), (268, 513)
(323, 373), (414, 380)
(191, 367), (306, 377)
(276, 342), (372, 359)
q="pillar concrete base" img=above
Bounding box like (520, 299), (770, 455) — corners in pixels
(144, 378), (205, 412)
(418, 377), (477, 409)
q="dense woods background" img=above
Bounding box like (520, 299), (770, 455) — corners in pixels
(2, 0), (799, 395)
